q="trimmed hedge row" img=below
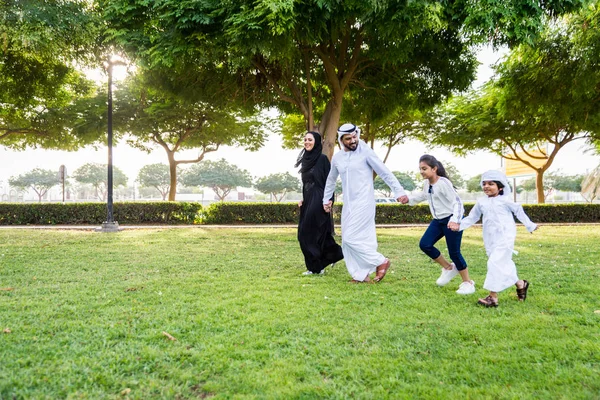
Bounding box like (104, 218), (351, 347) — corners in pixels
(0, 201), (599, 225)
(203, 202), (299, 224)
(0, 202), (200, 225)
(203, 202), (600, 224)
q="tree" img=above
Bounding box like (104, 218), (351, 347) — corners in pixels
(466, 174), (484, 193)
(182, 159), (253, 201)
(374, 172), (416, 197)
(520, 172), (584, 201)
(440, 161), (465, 189)
(113, 73), (266, 201)
(101, 0), (582, 160)
(136, 164), (174, 201)
(72, 163), (128, 201)
(8, 168), (58, 202)
(254, 173), (300, 202)
(0, 1), (106, 150)
(425, 8), (600, 203)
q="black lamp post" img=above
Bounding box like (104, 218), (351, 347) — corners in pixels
(99, 58), (124, 232)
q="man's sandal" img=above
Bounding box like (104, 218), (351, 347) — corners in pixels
(349, 278), (371, 284)
(516, 280), (530, 301)
(477, 295), (499, 308)
(373, 259), (391, 282)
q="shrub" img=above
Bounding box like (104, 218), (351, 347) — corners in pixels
(204, 202), (299, 224)
(0, 202), (598, 225)
(0, 202), (202, 225)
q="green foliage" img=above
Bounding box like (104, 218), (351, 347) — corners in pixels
(113, 71), (266, 200)
(103, 0), (583, 155)
(8, 168), (59, 202)
(2, 201), (599, 226)
(182, 159), (253, 201)
(136, 163), (172, 200)
(254, 172), (300, 202)
(466, 174), (483, 193)
(0, 0), (105, 150)
(0, 226), (598, 398)
(116, 72), (266, 155)
(440, 161), (465, 189)
(204, 202), (299, 224)
(426, 7), (600, 155)
(374, 171), (416, 197)
(520, 172), (584, 200)
(72, 163), (128, 201)
(0, 202), (200, 225)
(334, 180), (343, 196)
(203, 202), (600, 225)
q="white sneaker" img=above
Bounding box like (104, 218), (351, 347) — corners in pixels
(456, 280), (476, 295)
(302, 270), (325, 276)
(436, 263), (459, 286)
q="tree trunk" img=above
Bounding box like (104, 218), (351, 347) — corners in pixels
(535, 170), (545, 204)
(167, 151), (178, 201)
(321, 93), (344, 160)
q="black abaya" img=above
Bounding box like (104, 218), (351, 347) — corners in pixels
(298, 154), (344, 273)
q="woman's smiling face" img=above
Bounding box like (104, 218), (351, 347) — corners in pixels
(304, 133), (315, 151)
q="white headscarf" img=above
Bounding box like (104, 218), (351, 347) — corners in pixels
(337, 123), (361, 147)
(481, 170), (512, 197)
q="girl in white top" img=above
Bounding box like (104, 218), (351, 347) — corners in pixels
(407, 155), (475, 295)
(449, 170), (538, 307)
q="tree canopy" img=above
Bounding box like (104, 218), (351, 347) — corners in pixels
(101, 0), (583, 159)
(254, 172), (300, 202)
(0, 0), (106, 150)
(8, 168), (58, 202)
(136, 163), (174, 201)
(72, 163), (128, 201)
(374, 171), (416, 197)
(112, 72), (266, 201)
(182, 159), (253, 201)
(423, 7), (600, 203)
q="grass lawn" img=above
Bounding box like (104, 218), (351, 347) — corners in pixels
(0, 226), (599, 399)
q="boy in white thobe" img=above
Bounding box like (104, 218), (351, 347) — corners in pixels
(323, 123), (408, 282)
(451, 170), (537, 307)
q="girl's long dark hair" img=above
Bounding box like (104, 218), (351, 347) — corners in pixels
(419, 154), (451, 182)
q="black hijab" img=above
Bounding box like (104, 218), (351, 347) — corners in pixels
(295, 131), (323, 173)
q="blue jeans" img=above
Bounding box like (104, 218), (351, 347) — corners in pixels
(419, 216), (467, 270)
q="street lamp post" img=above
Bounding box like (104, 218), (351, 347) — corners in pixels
(99, 57), (124, 232)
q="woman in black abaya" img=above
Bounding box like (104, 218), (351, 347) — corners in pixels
(296, 131), (344, 275)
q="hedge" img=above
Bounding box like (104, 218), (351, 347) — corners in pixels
(0, 202), (201, 225)
(203, 202), (600, 225)
(203, 202), (300, 224)
(0, 201), (599, 225)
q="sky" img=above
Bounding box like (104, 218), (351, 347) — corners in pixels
(1, 47), (598, 195)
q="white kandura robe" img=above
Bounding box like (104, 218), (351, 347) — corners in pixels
(323, 142), (406, 281)
(459, 195), (537, 292)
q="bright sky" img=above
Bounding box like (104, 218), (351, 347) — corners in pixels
(0, 47), (598, 191)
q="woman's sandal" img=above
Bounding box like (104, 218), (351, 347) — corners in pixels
(373, 259), (391, 282)
(477, 295), (499, 308)
(516, 280), (530, 301)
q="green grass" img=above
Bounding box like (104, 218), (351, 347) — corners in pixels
(0, 226), (599, 399)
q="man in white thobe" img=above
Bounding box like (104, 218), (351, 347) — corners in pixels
(323, 123), (409, 282)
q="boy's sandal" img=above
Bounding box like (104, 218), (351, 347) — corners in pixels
(516, 280), (530, 301)
(477, 295), (499, 308)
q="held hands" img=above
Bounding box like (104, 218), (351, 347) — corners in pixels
(323, 201), (333, 213)
(397, 195), (409, 204)
(298, 200), (303, 208)
(447, 221), (460, 231)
